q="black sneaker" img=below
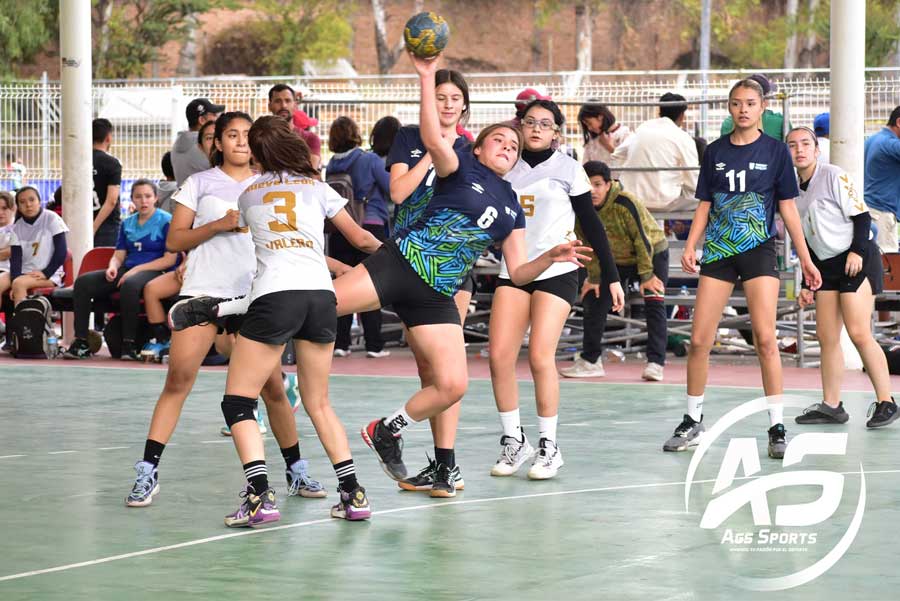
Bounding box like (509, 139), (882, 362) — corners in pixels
(63, 338), (91, 360)
(795, 402), (850, 425)
(429, 462), (457, 498)
(399, 456), (465, 492)
(866, 399), (899, 429)
(167, 295), (224, 331)
(768, 423), (787, 459)
(120, 340), (140, 361)
(663, 414), (705, 452)
(361, 419), (407, 481)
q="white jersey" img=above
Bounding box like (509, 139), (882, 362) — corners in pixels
(500, 151), (592, 281)
(238, 171), (347, 302)
(173, 167), (258, 298)
(795, 162), (869, 260)
(11, 210), (68, 284)
(0, 223), (17, 271)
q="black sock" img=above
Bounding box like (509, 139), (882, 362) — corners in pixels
(143, 439), (166, 466)
(333, 459), (358, 492)
(434, 447), (455, 469)
(243, 460), (268, 494)
(280, 443), (301, 469)
(152, 322), (170, 342)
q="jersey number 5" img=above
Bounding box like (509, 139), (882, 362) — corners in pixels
(263, 191), (298, 232)
(519, 194), (535, 217)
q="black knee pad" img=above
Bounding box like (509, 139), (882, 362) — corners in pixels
(221, 394), (258, 427)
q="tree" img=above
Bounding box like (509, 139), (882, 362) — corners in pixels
(371, 0), (423, 74)
(784, 0), (800, 68)
(0, 1), (55, 78)
(253, 0), (352, 75)
(575, 3), (592, 71)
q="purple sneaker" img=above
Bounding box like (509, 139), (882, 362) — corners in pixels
(331, 485), (372, 521)
(224, 486), (281, 528)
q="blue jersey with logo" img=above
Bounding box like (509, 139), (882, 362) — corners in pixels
(395, 149), (525, 296)
(116, 209), (172, 269)
(696, 133), (797, 264)
(386, 125), (472, 232)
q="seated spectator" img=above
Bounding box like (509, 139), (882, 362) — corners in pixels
(157, 152), (179, 213)
(64, 180), (177, 361)
(720, 73), (789, 140)
(561, 161), (670, 382)
(814, 112), (830, 164)
(172, 98), (223, 185)
(578, 101), (632, 164)
(0, 191), (15, 272)
(612, 92), (699, 212)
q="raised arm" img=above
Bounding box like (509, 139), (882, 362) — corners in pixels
(411, 53), (458, 177)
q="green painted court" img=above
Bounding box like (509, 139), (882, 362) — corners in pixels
(1, 364), (897, 600)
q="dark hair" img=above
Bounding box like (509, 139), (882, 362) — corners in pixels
(92, 118), (113, 144)
(583, 160), (611, 182)
(131, 178), (158, 198)
(210, 111), (253, 167)
(659, 93), (688, 122)
(0, 190), (13, 210)
(268, 84), (295, 102)
(435, 69), (470, 126)
(249, 115), (318, 178)
(523, 99), (565, 128)
(578, 101), (617, 145)
(5, 153), (14, 163)
(473, 122), (524, 165)
(328, 116), (363, 153)
(197, 119), (217, 164)
(370, 116), (401, 157)
(786, 126), (819, 147)
(161, 151), (174, 180)
(888, 105), (900, 127)
(729, 78), (765, 102)
(14, 185), (41, 206)
(693, 136), (708, 163)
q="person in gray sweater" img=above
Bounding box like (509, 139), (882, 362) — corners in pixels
(171, 98), (224, 185)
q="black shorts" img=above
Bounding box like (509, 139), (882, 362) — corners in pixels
(175, 295), (245, 334)
(458, 272), (476, 295)
(701, 238), (778, 283)
(363, 240), (461, 328)
(239, 290), (337, 345)
(812, 244), (884, 294)
(495, 270), (580, 306)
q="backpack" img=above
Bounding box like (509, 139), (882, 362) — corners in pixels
(102, 314), (151, 359)
(10, 296), (54, 359)
(325, 151), (369, 226)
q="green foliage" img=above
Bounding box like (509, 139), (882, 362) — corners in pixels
(0, 1), (56, 78)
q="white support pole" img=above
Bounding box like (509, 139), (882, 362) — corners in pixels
(830, 0), (866, 186)
(60, 0), (94, 278)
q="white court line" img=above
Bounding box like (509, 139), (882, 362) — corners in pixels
(97, 447), (129, 451)
(0, 468), (894, 584)
(200, 440), (233, 444)
(612, 421), (639, 425)
(0, 455), (26, 460)
(47, 451), (77, 455)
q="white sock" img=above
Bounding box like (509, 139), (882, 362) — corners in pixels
(217, 295), (251, 317)
(499, 409), (521, 439)
(383, 406), (417, 436)
(687, 395), (704, 422)
(768, 403), (784, 427)
(538, 414), (558, 444)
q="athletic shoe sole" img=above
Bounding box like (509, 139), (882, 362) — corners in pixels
(125, 482), (160, 507)
(662, 432), (703, 452)
(795, 416), (849, 425)
(398, 478), (466, 492)
(867, 413), (900, 429)
(360, 424), (405, 481)
(429, 488), (457, 498)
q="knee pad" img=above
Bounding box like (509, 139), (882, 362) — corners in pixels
(221, 394), (258, 427)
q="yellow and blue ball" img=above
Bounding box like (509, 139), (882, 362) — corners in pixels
(403, 12), (450, 58)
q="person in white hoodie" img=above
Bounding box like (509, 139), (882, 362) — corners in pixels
(171, 98), (224, 185)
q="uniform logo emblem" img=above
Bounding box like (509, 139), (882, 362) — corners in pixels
(471, 183), (484, 194)
(716, 162), (726, 171)
(749, 162), (768, 171)
(410, 149), (423, 158)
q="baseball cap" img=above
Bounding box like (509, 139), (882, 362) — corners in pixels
(813, 112), (830, 136)
(186, 98), (226, 126)
(292, 109), (318, 131)
(748, 73), (775, 96)
(515, 88), (551, 108)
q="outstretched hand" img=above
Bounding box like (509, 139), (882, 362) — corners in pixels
(408, 50), (440, 79)
(548, 239), (593, 267)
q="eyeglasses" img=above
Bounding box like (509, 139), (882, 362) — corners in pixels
(522, 117), (559, 131)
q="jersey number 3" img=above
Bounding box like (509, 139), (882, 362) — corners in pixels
(264, 191), (298, 232)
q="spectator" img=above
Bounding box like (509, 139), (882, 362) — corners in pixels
(92, 118), (123, 246)
(720, 73), (789, 141)
(65, 180), (177, 361)
(5, 153), (26, 190)
(171, 98), (223, 185)
(326, 116), (392, 358)
(561, 161), (669, 381)
(369, 116), (401, 160)
(864, 105), (900, 253)
(578, 101), (632, 164)
(611, 93), (699, 212)
(814, 112), (830, 164)
(513, 88), (550, 124)
(267, 83), (322, 169)
(0, 191), (15, 272)
(157, 152), (178, 213)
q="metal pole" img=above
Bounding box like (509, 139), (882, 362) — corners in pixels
(699, 0), (711, 139)
(41, 71), (50, 185)
(830, 0), (866, 186)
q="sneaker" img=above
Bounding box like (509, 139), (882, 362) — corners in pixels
(224, 486), (280, 528)
(642, 362), (664, 382)
(768, 423), (787, 459)
(167, 295), (223, 331)
(331, 485), (372, 521)
(527, 438), (564, 480)
(1, 339), (12, 353)
(120, 341), (141, 361)
(140, 340), (171, 363)
(86, 330), (103, 354)
(366, 350), (391, 358)
(286, 458), (327, 498)
(866, 399), (899, 429)
(795, 402), (850, 425)
(361, 419), (407, 481)
(221, 409), (267, 437)
(399, 456), (466, 491)
(663, 414), (705, 452)
(125, 461), (159, 507)
(430, 462), (457, 498)
(490, 428), (535, 476)
(333, 348), (351, 358)
(559, 356), (605, 378)
(63, 338), (92, 360)
(283, 372), (302, 413)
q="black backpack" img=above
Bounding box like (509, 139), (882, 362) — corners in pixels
(10, 296), (54, 358)
(325, 151), (368, 226)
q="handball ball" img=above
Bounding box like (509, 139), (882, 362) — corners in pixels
(404, 12), (450, 58)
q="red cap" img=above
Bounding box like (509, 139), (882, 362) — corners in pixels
(292, 109), (318, 130)
(515, 87), (551, 107)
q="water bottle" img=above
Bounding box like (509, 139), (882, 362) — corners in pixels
(680, 285), (690, 297)
(46, 336), (58, 359)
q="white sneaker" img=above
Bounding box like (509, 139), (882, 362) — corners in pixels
(527, 438), (564, 480)
(559, 356), (605, 378)
(642, 362), (664, 381)
(490, 428), (535, 476)
(366, 350), (391, 358)
(333, 348), (351, 357)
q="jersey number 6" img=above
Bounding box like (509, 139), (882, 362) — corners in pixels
(263, 191), (298, 232)
(476, 206), (498, 229)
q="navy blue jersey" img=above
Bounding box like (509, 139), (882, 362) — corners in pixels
(116, 209), (172, 270)
(395, 149), (525, 296)
(386, 125), (472, 232)
(696, 133), (798, 263)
